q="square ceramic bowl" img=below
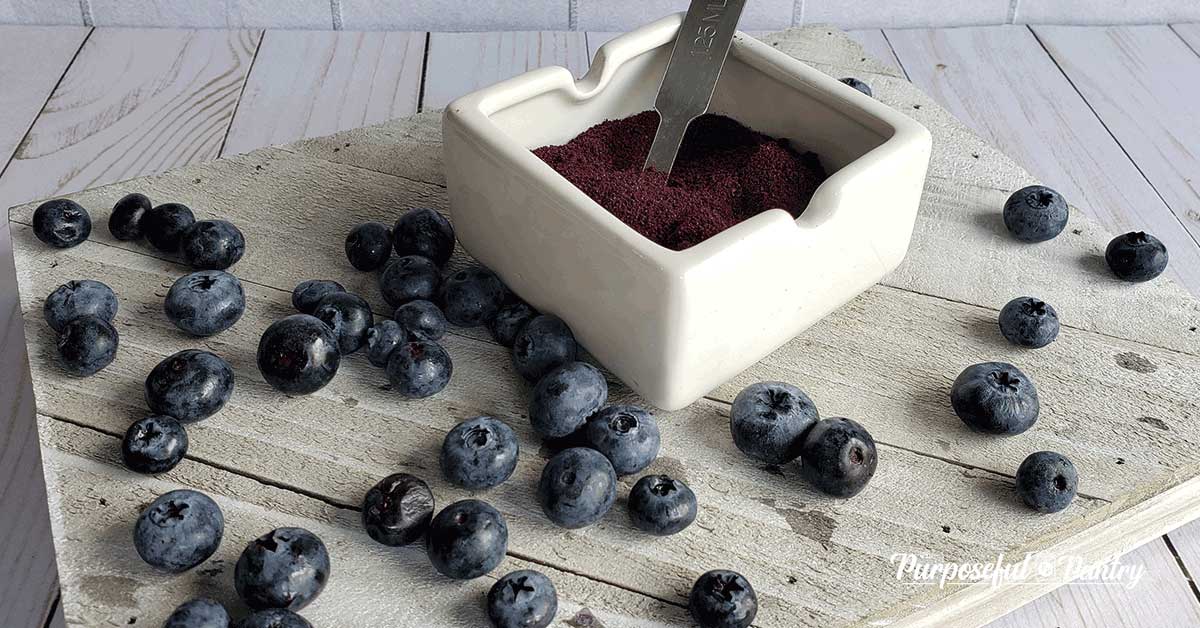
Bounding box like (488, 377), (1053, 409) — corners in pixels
(442, 13), (932, 411)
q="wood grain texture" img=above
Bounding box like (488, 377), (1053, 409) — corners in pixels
(1175, 23), (1200, 53)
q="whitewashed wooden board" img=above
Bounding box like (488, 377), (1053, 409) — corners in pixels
(11, 26), (1200, 628)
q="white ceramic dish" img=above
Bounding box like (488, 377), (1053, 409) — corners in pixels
(442, 13), (932, 411)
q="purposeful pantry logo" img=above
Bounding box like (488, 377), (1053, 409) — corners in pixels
(890, 552), (1147, 590)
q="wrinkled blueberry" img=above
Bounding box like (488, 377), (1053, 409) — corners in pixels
(538, 447), (616, 529)
(144, 203), (196, 252)
(385, 340), (452, 398)
(233, 609), (311, 628)
(628, 474), (697, 536)
(689, 570), (757, 628)
(345, 222), (392, 271)
(729, 381), (819, 465)
(361, 473), (435, 547)
(164, 598), (230, 628)
(33, 198), (91, 248)
(511, 314), (577, 382)
(44, 279), (118, 332)
(133, 489), (223, 573)
(393, 299), (447, 341)
(487, 570), (558, 628)
(1016, 451), (1077, 513)
(440, 265), (509, 327)
(839, 77), (872, 96)
(583, 405), (660, 476)
(366, 319), (406, 367)
(145, 349), (235, 422)
(998, 297), (1059, 348)
(235, 527), (330, 611)
(1106, 231), (1169, 282)
(312, 291), (374, 354)
(121, 414), (188, 474)
(489, 301), (537, 347)
(393, 207), (455, 267)
(181, 220), (246, 270)
(426, 499), (508, 580)
(108, 193), (151, 241)
(257, 315), (341, 395)
(56, 315), (118, 376)
(291, 279), (345, 314)
(379, 255), (440, 307)
(951, 362), (1039, 435)
(798, 417), (878, 498)
(1003, 185), (1068, 242)
(529, 362), (607, 438)
(164, 270), (246, 336)
(441, 416), (519, 490)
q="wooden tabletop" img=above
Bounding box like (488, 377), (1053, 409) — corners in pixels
(3, 22), (1200, 628)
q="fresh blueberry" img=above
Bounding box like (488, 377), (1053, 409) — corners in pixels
(441, 416), (520, 490)
(143, 203), (196, 252)
(489, 301), (537, 347)
(798, 418), (878, 498)
(538, 447), (616, 529)
(392, 207), (455, 267)
(688, 570), (757, 628)
(511, 314), (577, 382)
(164, 270), (246, 336)
(487, 570), (558, 628)
(257, 315), (341, 395)
(440, 265), (509, 327)
(729, 381), (818, 464)
(628, 474), (697, 536)
(529, 362), (607, 438)
(345, 222), (392, 271)
(145, 349), (235, 422)
(393, 299), (447, 341)
(234, 527), (330, 611)
(1015, 451), (1077, 513)
(233, 609), (312, 628)
(163, 598), (230, 628)
(181, 220), (246, 270)
(133, 489), (223, 573)
(379, 255), (440, 307)
(32, 198), (91, 248)
(365, 319), (406, 367)
(44, 279), (118, 332)
(361, 473), (435, 547)
(56, 315), (118, 376)
(425, 499), (508, 580)
(1003, 185), (1068, 242)
(291, 279), (345, 314)
(108, 193), (151, 241)
(385, 340), (452, 398)
(583, 405), (660, 476)
(312, 291), (374, 354)
(998, 297), (1059, 348)
(121, 414), (188, 474)
(1106, 231), (1169, 282)
(951, 362), (1039, 435)
(839, 77), (872, 97)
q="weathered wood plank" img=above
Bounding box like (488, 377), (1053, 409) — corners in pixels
(1174, 23), (1200, 53)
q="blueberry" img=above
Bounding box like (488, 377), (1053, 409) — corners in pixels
(729, 381), (818, 464)
(44, 279), (118, 332)
(257, 315), (341, 395)
(163, 598), (230, 628)
(1106, 231), (1169, 282)
(998, 297), (1059, 348)
(426, 499), (508, 580)
(393, 207), (455, 267)
(628, 474), (697, 536)
(56, 315), (118, 376)
(487, 570), (558, 628)
(181, 220), (246, 270)
(32, 198), (91, 248)
(583, 405), (660, 476)
(511, 314), (577, 382)
(121, 415), (188, 474)
(393, 299), (448, 341)
(365, 319), (406, 367)
(798, 417), (878, 498)
(133, 489), (223, 573)
(1015, 451), (1077, 513)
(441, 416), (520, 490)
(345, 222), (392, 271)
(951, 362), (1039, 435)
(145, 350), (235, 422)
(532, 364), (607, 440)
(312, 291), (374, 354)
(839, 77), (872, 97)
(378, 255), (440, 307)
(489, 301), (537, 347)
(108, 193), (151, 241)
(291, 279), (345, 314)
(164, 270), (246, 337)
(440, 265), (509, 327)
(538, 447), (616, 529)
(233, 609), (311, 628)
(143, 202), (196, 252)
(385, 340), (452, 398)
(688, 570), (757, 628)
(234, 527), (330, 611)
(361, 473), (435, 546)
(1003, 185), (1068, 242)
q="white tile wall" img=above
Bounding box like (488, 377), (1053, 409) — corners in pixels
(575, 0), (794, 32)
(803, 0), (1011, 28)
(1015, 0), (1200, 24)
(340, 0), (569, 31)
(87, 0), (334, 28)
(0, 0), (81, 25)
